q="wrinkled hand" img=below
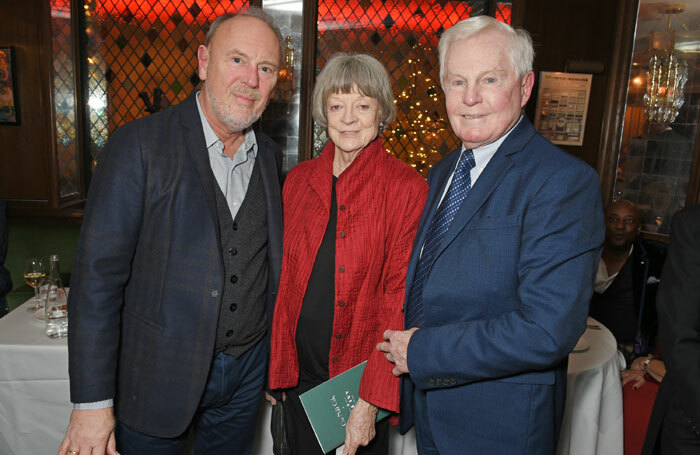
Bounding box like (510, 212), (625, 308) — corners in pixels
(58, 408), (119, 455)
(343, 398), (378, 455)
(377, 328), (418, 376)
(265, 391), (286, 406)
(621, 369), (647, 389)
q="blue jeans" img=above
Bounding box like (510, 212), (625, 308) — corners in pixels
(116, 340), (268, 455)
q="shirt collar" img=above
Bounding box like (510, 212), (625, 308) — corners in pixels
(196, 91), (257, 159)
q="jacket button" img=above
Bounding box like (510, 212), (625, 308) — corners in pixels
(335, 334), (342, 339)
(332, 358), (339, 363)
(339, 205), (346, 210)
(339, 267), (345, 273)
(338, 301), (345, 307)
(339, 232), (346, 238)
(232, 222), (238, 231)
(230, 275), (238, 283)
(230, 303), (237, 311)
(229, 247), (237, 256)
(226, 330), (233, 337)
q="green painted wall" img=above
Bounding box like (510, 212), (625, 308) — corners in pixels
(5, 218), (81, 311)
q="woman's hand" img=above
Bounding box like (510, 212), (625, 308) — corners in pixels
(629, 355), (649, 371)
(621, 368), (647, 389)
(344, 398), (378, 455)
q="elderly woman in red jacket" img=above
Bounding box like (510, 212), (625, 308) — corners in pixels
(268, 53), (428, 455)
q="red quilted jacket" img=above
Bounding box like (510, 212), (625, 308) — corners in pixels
(268, 138), (428, 413)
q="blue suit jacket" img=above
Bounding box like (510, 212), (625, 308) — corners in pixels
(67, 94), (283, 437)
(400, 118), (604, 454)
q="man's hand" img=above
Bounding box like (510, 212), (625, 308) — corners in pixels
(343, 398), (378, 455)
(264, 391), (286, 406)
(377, 328), (418, 376)
(58, 408), (119, 455)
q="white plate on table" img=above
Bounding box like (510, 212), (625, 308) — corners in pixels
(572, 335), (589, 353)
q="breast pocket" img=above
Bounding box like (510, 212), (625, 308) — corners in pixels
(450, 214), (522, 302)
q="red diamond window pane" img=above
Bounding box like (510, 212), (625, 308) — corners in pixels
(495, 2), (512, 24)
(84, 0), (249, 166)
(315, 0), (486, 175)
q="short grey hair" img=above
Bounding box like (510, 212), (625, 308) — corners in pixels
(312, 53), (396, 129)
(205, 8), (283, 61)
(438, 16), (534, 84)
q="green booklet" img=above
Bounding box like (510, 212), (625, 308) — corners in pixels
(299, 361), (391, 453)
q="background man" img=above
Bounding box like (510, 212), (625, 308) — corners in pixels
(643, 205), (700, 454)
(589, 199), (665, 364)
(378, 16), (604, 454)
(58, 9), (283, 455)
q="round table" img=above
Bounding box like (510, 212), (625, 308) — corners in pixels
(556, 317), (625, 455)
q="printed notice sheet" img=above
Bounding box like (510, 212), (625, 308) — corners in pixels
(534, 72), (592, 146)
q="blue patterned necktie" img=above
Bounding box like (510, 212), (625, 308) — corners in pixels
(405, 149), (476, 328)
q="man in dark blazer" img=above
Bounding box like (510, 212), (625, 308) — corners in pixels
(589, 199), (666, 363)
(643, 204), (700, 454)
(378, 16), (604, 454)
(58, 9), (283, 455)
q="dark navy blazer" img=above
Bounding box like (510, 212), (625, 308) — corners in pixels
(400, 117), (604, 454)
(67, 94), (283, 438)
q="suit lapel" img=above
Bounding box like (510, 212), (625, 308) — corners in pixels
(436, 150), (513, 255)
(434, 118), (536, 261)
(255, 132), (283, 287)
(404, 149), (460, 299)
(180, 94), (222, 252)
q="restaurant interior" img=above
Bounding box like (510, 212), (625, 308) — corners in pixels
(0, 0), (699, 454)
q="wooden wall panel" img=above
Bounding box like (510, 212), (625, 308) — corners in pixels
(0, 0), (53, 204)
(521, 0), (619, 170)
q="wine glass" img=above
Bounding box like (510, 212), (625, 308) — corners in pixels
(24, 258), (47, 312)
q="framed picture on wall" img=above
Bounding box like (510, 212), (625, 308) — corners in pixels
(534, 72), (592, 146)
(0, 46), (20, 125)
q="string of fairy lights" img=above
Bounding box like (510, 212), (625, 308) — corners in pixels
(383, 45), (451, 175)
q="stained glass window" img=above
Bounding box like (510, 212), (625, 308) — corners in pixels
(82, 0), (249, 166)
(51, 0), (81, 199)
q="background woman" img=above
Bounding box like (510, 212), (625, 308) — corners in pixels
(268, 53), (428, 455)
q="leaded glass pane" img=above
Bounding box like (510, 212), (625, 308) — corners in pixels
(314, 0), (496, 175)
(51, 0), (81, 199)
(83, 0), (249, 166)
(495, 2), (512, 24)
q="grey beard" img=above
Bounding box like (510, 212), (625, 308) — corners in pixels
(206, 84), (262, 133)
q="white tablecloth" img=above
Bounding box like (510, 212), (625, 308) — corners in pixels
(0, 300), (416, 455)
(557, 317), (625, 455)
(0, 302), (619, 455)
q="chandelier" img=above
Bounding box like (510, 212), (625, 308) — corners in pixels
(644, 51), (688, 123)
(643, 5), (688, 124)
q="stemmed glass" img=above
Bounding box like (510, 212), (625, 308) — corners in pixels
(24, 258), (47, 312)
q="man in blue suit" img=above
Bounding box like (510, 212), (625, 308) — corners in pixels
(378, 16), (604, 454)
(58, 9), (283, 455)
